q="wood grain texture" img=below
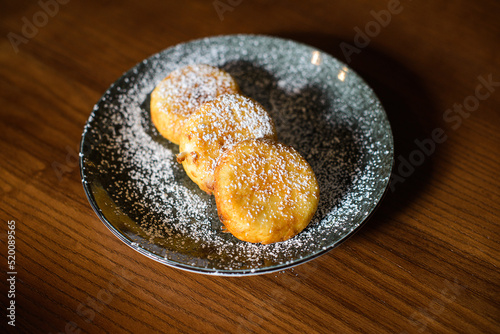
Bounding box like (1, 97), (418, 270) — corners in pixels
(1, 0), (499, 333)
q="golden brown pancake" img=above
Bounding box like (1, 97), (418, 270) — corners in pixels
(150, 64), (239, 144)
(177, 94), (277, 194)
(213, 138), (319, 244)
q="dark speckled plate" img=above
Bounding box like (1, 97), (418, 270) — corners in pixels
(80, 35), (393, 276)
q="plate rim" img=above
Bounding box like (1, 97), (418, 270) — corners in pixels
(79, 33), (394, 276)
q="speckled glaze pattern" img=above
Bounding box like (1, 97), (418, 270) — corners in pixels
(80, 35), (394, 276)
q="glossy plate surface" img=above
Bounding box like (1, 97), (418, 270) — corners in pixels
(80, 35), (394, 276)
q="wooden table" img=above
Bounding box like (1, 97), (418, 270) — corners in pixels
(1, 0), (499, 333)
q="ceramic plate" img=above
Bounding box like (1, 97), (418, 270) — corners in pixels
(80, 35), (393, 276)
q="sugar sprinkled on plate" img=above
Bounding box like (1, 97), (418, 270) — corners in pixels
(80, 35), (393, 274)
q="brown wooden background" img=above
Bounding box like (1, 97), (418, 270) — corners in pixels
(1, 0), (499, 333)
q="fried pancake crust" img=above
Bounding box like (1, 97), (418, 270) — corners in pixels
(177, 94), (277, 194)
(214, 139), (319, 244)
(150, 64), (239, 144)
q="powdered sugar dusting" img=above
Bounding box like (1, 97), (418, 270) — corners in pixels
(179, 93), (276, 192)
(153, 64), (239, 116)
(80, 35), (393, 275)
(215, 139), (319, 244)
